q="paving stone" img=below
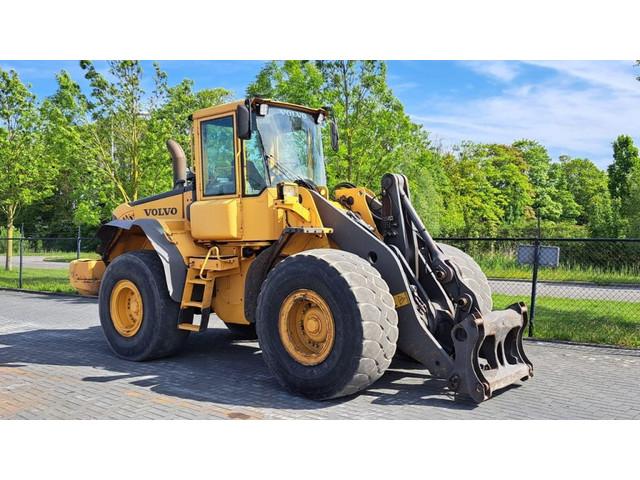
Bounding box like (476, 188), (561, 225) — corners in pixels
(0, 290), (638, 419)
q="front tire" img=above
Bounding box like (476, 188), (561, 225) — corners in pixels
(256, 249), (398, 400)
(98, 250), (190, 361)
(437, 242), (493, 315)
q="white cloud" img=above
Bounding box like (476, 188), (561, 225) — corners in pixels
(411, 61), (640, 168)
(391, 81), (419, 93)
(524, 60), (639, 94)
(464, 61), (521, 82)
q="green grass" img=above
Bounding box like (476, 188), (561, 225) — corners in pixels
(3, 250), (100, 261)
(42, 252), (100, 262)
(494, 293), (640, 348)
(478, 255), (640, 285)
(0, 267), (75, 294)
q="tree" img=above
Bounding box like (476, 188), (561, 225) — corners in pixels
(473, 143), (535, 225)
(247, 60), (323, 107)
(79, 60), (149, 206)
(0, 68), (55, 270)
(317, 60), (431, 187)
(608, 134), (639, 201)
(512, 139), (562, 221)
(71, 61), (232, 226)
(445, 143), (506, 236)
(555, 157), (613, 236)
(548, 161), (581, 223)
(624, 165), (640, 236)
(34, 70), (95, 233)
(142, 68), (231, 193)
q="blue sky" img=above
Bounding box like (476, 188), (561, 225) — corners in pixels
(2, 60), (638, 169)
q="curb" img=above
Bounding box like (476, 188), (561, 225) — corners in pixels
(0, 287), (97, 299)
(525, 336), (640, 352)
(489, 277), (640, 289)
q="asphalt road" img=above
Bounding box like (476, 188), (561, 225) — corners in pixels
(489, 279), (640, 302)
(0, 255), (71, 270)
(1, 290), (638, 419)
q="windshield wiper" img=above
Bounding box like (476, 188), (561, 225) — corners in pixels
(265, 154), (304, 183)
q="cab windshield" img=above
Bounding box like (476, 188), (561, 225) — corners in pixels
(244, 106), (327, 194)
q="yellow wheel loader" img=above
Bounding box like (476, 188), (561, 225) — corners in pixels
(70, 98), (533, 402)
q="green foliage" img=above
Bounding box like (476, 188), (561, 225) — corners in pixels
(512, 139), (562, 220)
(555, 157), (614, 235)
(623, 165), (640, 236)
(0, 67), (57, 269)
(607, 136), (640, 237)
(2, 60), (636, 243)
(608, 134), (639, 200)
(247, 60), (324, 107)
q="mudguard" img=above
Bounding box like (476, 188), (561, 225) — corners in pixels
(96, 219), (187, 302)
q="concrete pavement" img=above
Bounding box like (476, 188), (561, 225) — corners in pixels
(1, 290), (639, 419)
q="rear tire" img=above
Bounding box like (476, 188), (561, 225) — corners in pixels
(256, 249), (398, 400)
(98, 250), (190, 361)
(437, 242), (492, 315)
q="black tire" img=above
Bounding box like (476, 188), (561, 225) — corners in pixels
(256, 249), (398, 400)
(98, 250), (190, 361)
(224, 322), (258, 340)
(437, 242), (492, 315)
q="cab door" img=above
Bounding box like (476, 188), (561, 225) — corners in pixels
(190, 113), (242, 240)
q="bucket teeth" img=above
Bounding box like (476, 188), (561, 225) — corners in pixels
(450, 302), (533, 402)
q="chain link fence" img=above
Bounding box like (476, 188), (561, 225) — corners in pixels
(435, 237), (640, 347)
(0, 233), (100, 292)
(1, 233), (639, 346)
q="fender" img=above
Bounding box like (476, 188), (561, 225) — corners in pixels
(96, 218), (187, 303)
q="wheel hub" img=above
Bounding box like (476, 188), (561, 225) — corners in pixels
(278, 289), (335, 366)
(110, 279), (144, 337)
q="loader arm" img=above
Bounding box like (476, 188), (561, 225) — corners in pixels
(314, 174), (533, 402)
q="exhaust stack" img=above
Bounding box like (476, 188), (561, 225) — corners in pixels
(166, 139), (187, 188)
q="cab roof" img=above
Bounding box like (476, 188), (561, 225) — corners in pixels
(191, 98), (327, 121)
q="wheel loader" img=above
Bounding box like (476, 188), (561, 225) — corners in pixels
(70, 98), (533, 402)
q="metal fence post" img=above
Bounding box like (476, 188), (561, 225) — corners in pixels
(18, 235), (24, 289)
(76, 225), (81, 260)
(528, 214), (541, 337)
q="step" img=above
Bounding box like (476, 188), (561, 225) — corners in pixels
(178, 323), (202, 332)
(182, 301), (205, 309)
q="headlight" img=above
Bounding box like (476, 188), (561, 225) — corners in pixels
(277, 182), (299, 201)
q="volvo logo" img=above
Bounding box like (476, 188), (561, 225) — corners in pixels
(143, 207), (178, 216)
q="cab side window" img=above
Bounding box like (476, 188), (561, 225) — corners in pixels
(201, 116), (236, 196)
(244, 134), (269, 195)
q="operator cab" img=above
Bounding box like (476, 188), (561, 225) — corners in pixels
(195, 99), (331, 198)
(189, 99), (336, 242)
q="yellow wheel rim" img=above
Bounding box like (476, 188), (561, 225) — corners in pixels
(110, 279), (144, 337)
(278, 289), (335, 366)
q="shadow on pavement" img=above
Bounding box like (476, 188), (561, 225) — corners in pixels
(0, 324), (484, 411)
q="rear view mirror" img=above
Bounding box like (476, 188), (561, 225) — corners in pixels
(236, 104), (252, 140)
(330, 120), (339, 152)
